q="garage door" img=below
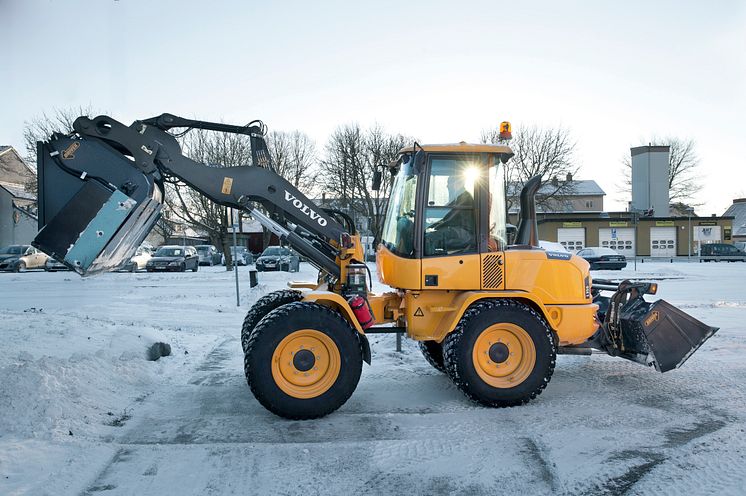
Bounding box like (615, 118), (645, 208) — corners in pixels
(650, 227), (676, 257)
(599, 228), (635, 256)
(557, 228), (585, 253)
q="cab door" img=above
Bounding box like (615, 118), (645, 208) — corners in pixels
(480, 154), (506, 290)
(420, 155), (481, 290)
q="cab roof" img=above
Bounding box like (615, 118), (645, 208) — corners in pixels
(397, 142), (513, 155)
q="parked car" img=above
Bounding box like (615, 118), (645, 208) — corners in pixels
(222, 246), (252, 266)
(45, 257), (70, 272)
(196, 244), (222, 266)
(0, 245), (48, 272)
(122, 246), (153, 272)
(576, 247), (627, 270)
(699, 243), (746, 262)
(539, 240), (569, 253)
(146, 245), (199, 272)
(255, 246), (300, 272)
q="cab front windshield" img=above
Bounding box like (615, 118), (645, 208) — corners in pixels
(381, 158), (418, 257)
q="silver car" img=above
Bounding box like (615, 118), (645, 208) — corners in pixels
(196, 245), (222, 266)
(222, 246), (252, 266)
(0, 245), (48, 272)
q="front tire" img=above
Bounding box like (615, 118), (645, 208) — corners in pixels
(419, 340), (446, 373)
(443, 299), (556, 407)
(15, 261), (26, 273)
(241, 290), (303, 354)
(244, 302), (363, 419)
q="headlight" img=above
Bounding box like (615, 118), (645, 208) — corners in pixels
(168, 261), (181, 266)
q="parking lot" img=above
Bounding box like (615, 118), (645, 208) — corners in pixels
(1, 261), (745, 495)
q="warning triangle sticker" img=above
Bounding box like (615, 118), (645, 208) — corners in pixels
(414, 307), (424, 317)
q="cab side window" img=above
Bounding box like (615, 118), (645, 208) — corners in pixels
(424, 158), (478, 256)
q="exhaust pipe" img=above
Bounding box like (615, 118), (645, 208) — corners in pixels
(515, 175), (541, 247)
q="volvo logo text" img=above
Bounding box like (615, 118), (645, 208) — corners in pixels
(284, 191), (328, 227)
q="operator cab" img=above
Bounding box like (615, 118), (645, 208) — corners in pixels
(377, 142), (514, 290)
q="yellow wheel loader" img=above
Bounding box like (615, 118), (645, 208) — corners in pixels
(32, 114), (718, 419)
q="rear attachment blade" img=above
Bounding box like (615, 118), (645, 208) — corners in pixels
(593, 280), (718, 372)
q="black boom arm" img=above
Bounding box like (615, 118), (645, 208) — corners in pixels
(66, 114), (346, 277)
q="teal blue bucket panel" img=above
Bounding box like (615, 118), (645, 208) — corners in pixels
(64, 189), (135, 271)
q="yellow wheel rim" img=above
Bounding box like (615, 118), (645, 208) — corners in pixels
(271, 329), (341, 399)
(472, 323), (536, 388)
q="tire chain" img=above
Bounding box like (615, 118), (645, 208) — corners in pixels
(443, 299), (557, 407)
(243, 301), (363, 420)
(240, 290), (303, 354)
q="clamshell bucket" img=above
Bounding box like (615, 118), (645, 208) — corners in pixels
(32, 134), (162, 276)
(594, 280), (718, 372)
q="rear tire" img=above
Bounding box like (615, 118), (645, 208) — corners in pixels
(192, 264), (198, 272)
(241, 289), (303, 354)
(419, 340), (446, 373)
(443, 299), (556, 407)
(244, 302), (363, 419)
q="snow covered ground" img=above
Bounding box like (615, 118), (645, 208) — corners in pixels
(1, 261), (745, 495)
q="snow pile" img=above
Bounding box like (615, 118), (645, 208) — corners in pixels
(1, 262), (745, 494)
(0, 350), (151, 439)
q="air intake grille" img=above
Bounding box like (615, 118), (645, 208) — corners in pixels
(482, 255), (504, 289)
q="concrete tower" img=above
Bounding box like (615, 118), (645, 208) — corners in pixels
(631, 145), (670, 216)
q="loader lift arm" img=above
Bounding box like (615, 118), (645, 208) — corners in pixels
(36, 113), (351, 278)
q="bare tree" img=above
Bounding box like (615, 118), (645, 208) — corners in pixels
(481, 124), (578, 212)
(619, 137), (702, 205)
(168, 128), (253, 268)
(266, 130), (318, 195)
(23, 105), (99, 168)
(21, 105), (100, 194)
(320, 124), (411, 247)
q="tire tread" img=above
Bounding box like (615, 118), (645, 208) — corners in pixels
(443, 299), (556, 407)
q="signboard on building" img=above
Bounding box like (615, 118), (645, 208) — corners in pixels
(609, 221), (628, 227)
(698, 220), (718, 226)
(562, 222), (582, 228)
(655, 221), (675, 227)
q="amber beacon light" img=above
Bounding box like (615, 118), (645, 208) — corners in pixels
(499, 121), (512, 141)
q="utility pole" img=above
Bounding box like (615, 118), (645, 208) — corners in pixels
(632, 210), (639, 271)
(687, 207), (694, 261)
(233, 209), (240, 307)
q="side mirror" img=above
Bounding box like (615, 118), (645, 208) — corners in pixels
(372, 169), (382, 191)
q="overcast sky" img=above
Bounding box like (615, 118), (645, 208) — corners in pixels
(2, 0), (744, 215)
